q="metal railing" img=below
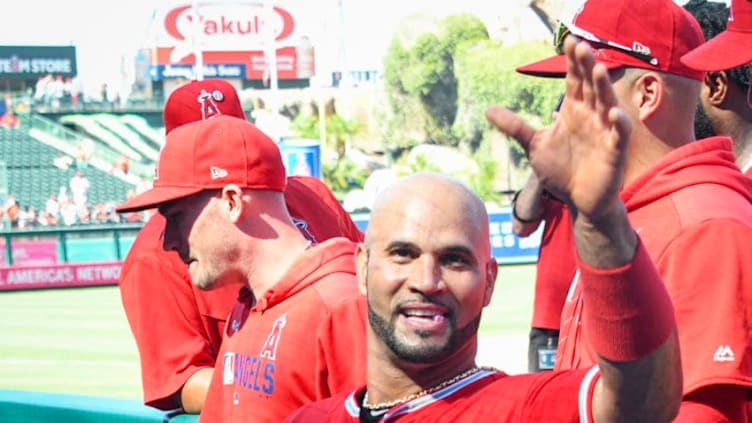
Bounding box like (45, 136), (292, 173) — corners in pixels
(1, 223), (143, 266)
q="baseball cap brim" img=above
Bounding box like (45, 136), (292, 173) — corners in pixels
(681, 31), (752, 72)
(515, 52), (624, 78)
(115, 186), (204, 213)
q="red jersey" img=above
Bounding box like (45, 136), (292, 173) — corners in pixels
(119, 176), (364, 409)
(285, 367), (600, 422)
(198, 238), (367, 423)
(530, 196), (576, 330)
(556, 137), (752, 396)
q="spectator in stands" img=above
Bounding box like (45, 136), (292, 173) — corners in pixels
(115, 154), (130, 176)
(0, 94), (19, 129)
(76, 205), (91, 225)
(17, 206), (38, 229)
(45, 193), (60, 221)
(59, 197), (78, 226)
(58, 186), (69, 205)
(37, 210), (57, 227)
(69, 170), (90, 209)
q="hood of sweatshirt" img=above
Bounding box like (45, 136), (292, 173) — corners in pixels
(621, 137), (752, 212)
(254, 237), (357, 311)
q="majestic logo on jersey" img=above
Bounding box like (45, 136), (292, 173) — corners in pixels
(713, 345), (736, 362)
(260, 313), (287, 360)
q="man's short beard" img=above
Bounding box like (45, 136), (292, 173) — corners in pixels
(694, 102), (716, 140)
(367, 298), (481, 364)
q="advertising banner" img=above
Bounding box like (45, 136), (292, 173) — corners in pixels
(0, 46), (77, 80)
(150, 1), (315, 80)
(0, 239), (58, 266)
(0, 261), (122, 291)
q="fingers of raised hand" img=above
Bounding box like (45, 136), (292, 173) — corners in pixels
(565, 37), (584, 102)
(574, 41), (598, 110)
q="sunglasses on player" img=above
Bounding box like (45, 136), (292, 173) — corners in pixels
(554, 21), (659, 67)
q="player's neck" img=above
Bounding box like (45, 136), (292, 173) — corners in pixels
(243, 229), (312, 297)
(364, 339), (479, 407)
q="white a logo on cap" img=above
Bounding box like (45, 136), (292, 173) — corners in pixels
(210, 166), (228, 179)
(197, 89), (224, 120)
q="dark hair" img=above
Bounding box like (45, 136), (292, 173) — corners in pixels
(683, 0), (750, 89)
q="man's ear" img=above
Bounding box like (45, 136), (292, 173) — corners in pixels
(221, 184), (244, 222)
(635, 72), (663, 121)
(483, 259), (498, 307)
(704, 71), (729, 106)
(355, 243), (368, 295)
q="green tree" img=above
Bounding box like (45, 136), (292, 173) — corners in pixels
(454, 39), (563, 157)
(383, 14), (490, 152)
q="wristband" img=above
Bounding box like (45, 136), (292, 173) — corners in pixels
(511, 190), (544, 223)
(578, 239), (675, 362)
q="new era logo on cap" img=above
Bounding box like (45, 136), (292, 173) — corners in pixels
(210, 166), (229, 180)
(163, 79), (246, 135)
(116, 115), (286, 213)
(516, 0), (705, 81)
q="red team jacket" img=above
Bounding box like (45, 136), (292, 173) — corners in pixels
(119, 176), (364, 410)
(530, 197), (576, 331)
(556, 137), (752, 404)
(198, 238), (367, 423)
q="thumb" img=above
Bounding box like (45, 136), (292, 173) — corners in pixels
(486, 106), (536, 153)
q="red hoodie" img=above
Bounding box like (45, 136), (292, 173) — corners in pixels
(198, 237), (367, 423)
(556, 137), (752, 397)
(119, 176), (363, 410)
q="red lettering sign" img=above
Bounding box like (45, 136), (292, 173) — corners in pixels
(0, 261), (122, 291)
(164, 3), (294, 47)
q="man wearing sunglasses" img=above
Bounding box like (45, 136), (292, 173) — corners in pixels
(514, 0), (752, 421)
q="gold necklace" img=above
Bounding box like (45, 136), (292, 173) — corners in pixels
(361, 366), (496, 410)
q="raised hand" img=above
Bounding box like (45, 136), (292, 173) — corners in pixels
(487, 35), (636, 268)
(487, 36), (631, 223)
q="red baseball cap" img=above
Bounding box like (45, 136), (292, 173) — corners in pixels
(163, 79), (246, 134)
(516, 0), (705, 81)
(681, 0), (752, 71)
(116, 115), (286, 213)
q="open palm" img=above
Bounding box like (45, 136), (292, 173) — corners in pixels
(488, 37), (632, 222)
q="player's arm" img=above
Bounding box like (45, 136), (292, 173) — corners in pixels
(511, 172), (546, 236)
(120, 251), (216, 411)
(179, 368), (213, 414)
(573, 206), (681, 423)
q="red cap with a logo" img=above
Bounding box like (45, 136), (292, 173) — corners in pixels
(116, 115), (286, 213)
(163, 79), (246, 134)
(681, 0), (752, 71)
(516, 0), (705, 81)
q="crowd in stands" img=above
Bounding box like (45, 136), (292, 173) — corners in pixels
(0, 170), (153, 230)
(33, 75), (85, 109)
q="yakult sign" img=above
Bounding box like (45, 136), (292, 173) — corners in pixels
(163, 2), (295, 62)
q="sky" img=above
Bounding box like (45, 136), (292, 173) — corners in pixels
(0, 0), (729, 95)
